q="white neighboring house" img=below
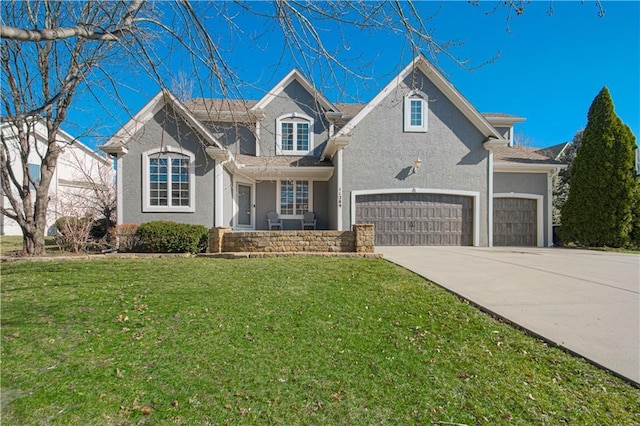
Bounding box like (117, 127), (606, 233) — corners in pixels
(1, 119), (114, 236)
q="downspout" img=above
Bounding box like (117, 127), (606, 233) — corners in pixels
(547, 168), (560, 247)
(487, 150), (494, 247)
(116, 155), (123, 226)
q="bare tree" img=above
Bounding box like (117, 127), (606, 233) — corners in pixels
(1, 1), (606, 255)
(1, 1), (144, 254)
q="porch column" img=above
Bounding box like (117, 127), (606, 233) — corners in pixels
(214, 160), (224, 227)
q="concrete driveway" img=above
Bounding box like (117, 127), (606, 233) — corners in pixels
(378, 246), (640, 385)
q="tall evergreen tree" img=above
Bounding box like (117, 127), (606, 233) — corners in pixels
(560, 87), (638, 247)
(552, 130), (583, 223)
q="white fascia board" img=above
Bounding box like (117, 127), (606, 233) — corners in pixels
(494, 163), (565, 173)
(239, 166), (334, 182)
(163, 90), (225, 151)
(413, 58), (501, 139)
(251, 69), (338, 113)
(104, 91), (166, 149)
(336, 55), (502, 140)
(485, 116), (526, 126)
(321, 136), (351, 160)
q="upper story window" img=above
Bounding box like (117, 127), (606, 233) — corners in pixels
(142, 147), (195, 212)
(404, 91), (428, 133)
(276, 113), (314, 155)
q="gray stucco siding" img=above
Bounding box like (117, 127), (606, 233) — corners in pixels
(260, 80), (331, 158)
(493, 172), (550, 246)
(255, 181), (277, 230)
(495, 126), (511, 140)
(120, 105), (216, 227)
(340, 70), (490, 245)
(205, 121), (256, 156)
(253, 180), (329, 230)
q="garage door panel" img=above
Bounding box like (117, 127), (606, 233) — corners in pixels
(493, 198), (537, 246)
(355, 193), (473, 246)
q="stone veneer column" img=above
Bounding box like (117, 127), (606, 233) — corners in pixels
(353, 224), (375, 253)
(209, 227), (231, 253)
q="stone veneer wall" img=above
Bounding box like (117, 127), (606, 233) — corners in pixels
(209, 224), (374, 253)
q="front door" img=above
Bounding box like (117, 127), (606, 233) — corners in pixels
(237, 183), (252, 227)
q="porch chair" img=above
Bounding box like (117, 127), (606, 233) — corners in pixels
(267, 211), (283, 230)
(301, 211), (317, 230)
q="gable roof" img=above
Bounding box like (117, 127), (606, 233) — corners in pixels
(334, 55), (503, 140)
(492, 144), (564, 172)
(536, 142), (571, 160)
(493, 145), (559, 164)
(0, 119), (110, 166)
(100, 89), (224, 155)
(482, 113), (526, 127)
(183, 98), (260, 122)
(250, 68), (338, 114)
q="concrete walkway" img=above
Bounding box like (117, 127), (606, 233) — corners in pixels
(378, 246), (640, 385)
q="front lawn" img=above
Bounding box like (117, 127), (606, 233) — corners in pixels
(1, 258), (638, 424)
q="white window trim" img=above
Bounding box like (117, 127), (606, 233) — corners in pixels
(276, 179), (313, 219)
(275, 112), (314, 155)
(233, 178), (256, 230)
(404, 91), (428, 133)
(142, 146), (195, 213)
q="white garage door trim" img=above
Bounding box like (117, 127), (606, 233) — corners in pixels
(493, 193), (544, 247)
(351, 188), (480, 247)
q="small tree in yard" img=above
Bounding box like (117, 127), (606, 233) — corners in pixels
(559, 87), (638, 247)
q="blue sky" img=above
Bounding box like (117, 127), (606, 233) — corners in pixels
(67, 1), (639, 150)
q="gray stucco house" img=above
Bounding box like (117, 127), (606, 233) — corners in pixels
(100, 56), (562, 247)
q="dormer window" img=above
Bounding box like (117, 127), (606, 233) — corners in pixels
(404, 92), (428, 133)
(276, 113), (314, 155)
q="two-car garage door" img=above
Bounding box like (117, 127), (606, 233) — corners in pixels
(355, 193), (474, 246)
(355, 193), (539, 247)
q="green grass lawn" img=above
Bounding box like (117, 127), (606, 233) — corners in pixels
(1, 258), (638, 425)
(0, 235), (60, 256)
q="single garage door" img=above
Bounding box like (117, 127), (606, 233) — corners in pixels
(355, 193), (473, 246)
(493, 197), (537, 246)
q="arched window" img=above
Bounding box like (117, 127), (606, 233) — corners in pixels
(142, 146), (195, 212)
(404, 91), (428, 132)
(276, 113), (314, 155)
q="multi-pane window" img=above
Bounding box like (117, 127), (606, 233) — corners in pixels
(276, 113), (313, 154)
(146, 152), (192, 209)
(280, 180), (310, 216)
(410, 99), (423, 127)
(296, 123), (309, 151)
(281, 122), (294, 151)
(404, 93), (427, 132)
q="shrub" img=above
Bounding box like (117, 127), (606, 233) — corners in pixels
(115, 223), (141, 253)
(90, 218), (111, 240)
(135, 221), (208, 253)
(54, 216), (93, 253)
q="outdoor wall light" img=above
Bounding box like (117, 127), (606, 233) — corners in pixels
(413, 158), (422, 174)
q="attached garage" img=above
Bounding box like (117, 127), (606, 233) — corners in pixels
(493, 196), (541, 246)
(354, 191), (475, 246)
